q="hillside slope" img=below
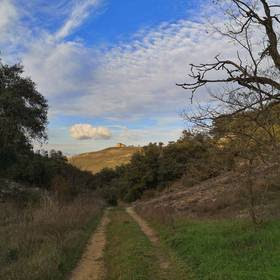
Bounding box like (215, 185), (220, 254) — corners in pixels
(135, 165), (280, 219)
(69, 146), (141, 174)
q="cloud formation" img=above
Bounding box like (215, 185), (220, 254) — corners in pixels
(69, 124), (112, 140)
(64, 20), (236, 120)
(0, 0), (17, 31)
(0, 0), (241, 153)
(1, 0), (235, 121)
(21, 19), (236, 121)
(55, 0), (100, 40)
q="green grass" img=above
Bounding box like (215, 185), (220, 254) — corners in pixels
(104, 208), (159, 280)
(105, 208), (190, 280)
(152, 218), (280, 280)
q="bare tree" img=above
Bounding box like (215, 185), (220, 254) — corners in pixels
(179, 0), (280, 115)
(179, 0), (280, 224)
(179, 0), (280, 150)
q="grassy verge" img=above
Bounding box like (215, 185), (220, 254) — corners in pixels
(0, 196), (104, 280)
(104, 208), (159, 280)
(105, 208), (190, 280)
(150, 218), (280, 280)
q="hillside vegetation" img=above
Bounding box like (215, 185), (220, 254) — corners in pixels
(69, 146), (141, 174)
(0, 59), (105, 279)
(89, 132), (235, 204)
(0, 196), (103, 280)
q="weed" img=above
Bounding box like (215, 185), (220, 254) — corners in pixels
(0, 195), (104, 280)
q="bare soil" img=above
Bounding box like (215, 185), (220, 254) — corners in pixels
(126, 207), (176, 273)
(126, 207), (159, 243)
(71, 208), (189, 280)
(70, 210), (110, 280)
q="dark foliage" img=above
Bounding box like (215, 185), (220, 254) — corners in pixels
(0, 60), (99, 200)
(0, 61), (48, 174)
(92, 131), (234, 203)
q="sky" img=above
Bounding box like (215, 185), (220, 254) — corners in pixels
(0, 0), (234, 155)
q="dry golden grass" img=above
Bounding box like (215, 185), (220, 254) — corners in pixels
(69, 147), (141, 174)
(0, 195), (104, 280)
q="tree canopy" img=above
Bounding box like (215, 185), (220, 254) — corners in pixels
(0, 60), (97, 200)
(0, 61), (48, 171)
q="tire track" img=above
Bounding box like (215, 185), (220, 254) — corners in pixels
(126, 207), (190, 279)
(126, 207), (171, 270)
(70, 210), (109, 280)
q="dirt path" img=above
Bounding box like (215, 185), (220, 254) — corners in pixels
(127, 207), (190, 279)
(70, 210), (110, 280)
(71, 208), (189, 280)
(126, 207), (171, 271)
(126, 207), (159, 243)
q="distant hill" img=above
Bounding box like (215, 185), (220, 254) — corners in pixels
(68, 146), (141, 174)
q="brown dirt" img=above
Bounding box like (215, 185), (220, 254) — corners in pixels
(70, 210), (110, 280)
(126, 207), (190, 279)
(126, 207), (159, 243)
(126, 207), (170, 270)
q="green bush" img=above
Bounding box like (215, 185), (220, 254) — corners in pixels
(93, 131), (233, 202)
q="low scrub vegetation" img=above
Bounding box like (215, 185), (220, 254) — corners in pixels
(0, 60), (106, 280)
(0, 196), (104, 280)
(93, 131), (234, 204)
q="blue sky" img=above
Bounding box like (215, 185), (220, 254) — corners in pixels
(73, 0), (201, 45)
(0, 0), (231, 155)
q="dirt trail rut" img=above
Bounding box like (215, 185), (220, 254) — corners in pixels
(126, 207), (171, 270)
(70, 210), (110, 280)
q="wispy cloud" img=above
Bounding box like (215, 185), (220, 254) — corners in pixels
(1, 0), (233, 122)
(23, 40), (93, 99)
(53, 20), (236, 120)
(0, 0), (240, 153)
(0, 0), (28, 61)
(55, 0), (100, 40)
(9, 0), (103, 102)
(0, 0), (17, 31)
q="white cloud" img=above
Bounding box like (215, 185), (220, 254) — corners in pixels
(61, 20), (237, 119)
(1, 0), (236, 121)
(55, 0), (100, 40)
(0, 0), (28, 61)
(23, 40), (93, 100)
(0, 0), (243, 154)
(0, 0), (17, 31)
(69, 124), (112, 140)
(13, 15), (239, 128)
(18, 0), (102, 105)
